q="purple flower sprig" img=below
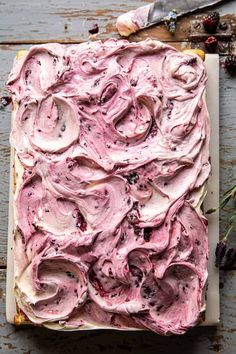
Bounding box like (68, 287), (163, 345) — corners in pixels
(208, 185), (236, 268)
(215, 241), (236, 268)
(215, 241), (227, 267)
(224, 247), (236, 268)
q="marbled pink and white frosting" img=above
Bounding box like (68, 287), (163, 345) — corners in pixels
(8, 39), (210, 335)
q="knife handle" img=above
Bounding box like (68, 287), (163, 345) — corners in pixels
(116, 5), (151, 37)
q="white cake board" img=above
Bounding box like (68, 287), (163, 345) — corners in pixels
(6, 54), (220, 328)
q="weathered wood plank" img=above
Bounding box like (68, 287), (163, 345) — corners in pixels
(0, 269), (235, 353)
(0, 0), (235, 43)
(130, 13), (236, 45)
(0, 0), (235, 352)
(219, 59), (236, 246)
(1, 45), (236, 266)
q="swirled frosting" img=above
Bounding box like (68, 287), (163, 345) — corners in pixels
(8, 39), (210, 335)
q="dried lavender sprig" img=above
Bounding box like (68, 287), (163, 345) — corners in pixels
(223, 247), (236, 268)
(215, 241), (227, 267)
(207, 184), (236, 267)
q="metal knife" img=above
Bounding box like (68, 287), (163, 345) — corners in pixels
(116, 0), (224, 37)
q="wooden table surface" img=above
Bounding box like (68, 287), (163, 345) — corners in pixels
(0, 0), (236, 353)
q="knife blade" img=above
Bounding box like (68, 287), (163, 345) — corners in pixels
(116, 0), (224, 37)
(148, 0), (224, 25)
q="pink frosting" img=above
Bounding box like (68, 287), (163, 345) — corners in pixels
(8, 39), (210, 335)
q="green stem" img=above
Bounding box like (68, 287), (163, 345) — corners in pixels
(222, 224), (234, 243)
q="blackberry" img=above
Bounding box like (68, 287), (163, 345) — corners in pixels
(88, 23), (99, 35)
(202, 12), (220, 33)
(204, 36), (218, 53)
